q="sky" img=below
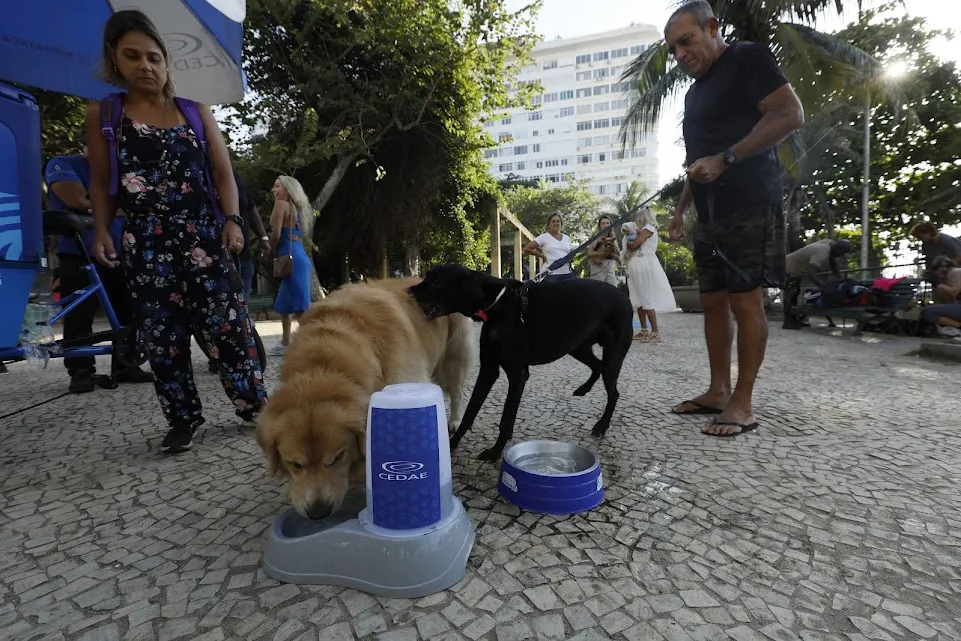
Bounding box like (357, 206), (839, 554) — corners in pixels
(506, 0), (960, 186)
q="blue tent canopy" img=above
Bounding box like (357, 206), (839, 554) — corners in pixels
(1, 0), (247, 105)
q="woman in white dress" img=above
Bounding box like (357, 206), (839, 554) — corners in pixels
(524, 212), (575, 282)
(587, 215), (618, 285)
(625, 206), (676, 342)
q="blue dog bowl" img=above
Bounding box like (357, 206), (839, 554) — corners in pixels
(497, 440), (604, 515)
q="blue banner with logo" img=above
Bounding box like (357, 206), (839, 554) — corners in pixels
(369, 406), (441, 530)
(0, 83), (42, 265)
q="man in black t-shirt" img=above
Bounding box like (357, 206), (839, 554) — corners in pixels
(663, 0), (804, 436)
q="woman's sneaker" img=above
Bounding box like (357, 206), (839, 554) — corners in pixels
(237, 409), (259, 429)
(161, 424), (197, 454)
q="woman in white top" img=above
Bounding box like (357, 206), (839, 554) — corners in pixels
(625, 206), (676, 342)
(524, 212), (575, 282)
(587, 214), (618, 285)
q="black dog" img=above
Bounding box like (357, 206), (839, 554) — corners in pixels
(409, 265), (633, 461)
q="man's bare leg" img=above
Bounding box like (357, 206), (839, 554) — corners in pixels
(672, 291), (733, 413)
(703, 287), (767, 435)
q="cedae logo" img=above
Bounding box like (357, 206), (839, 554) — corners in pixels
(379, 461), (427, 481)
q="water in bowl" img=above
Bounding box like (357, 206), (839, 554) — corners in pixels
(513, 453), (581, 475)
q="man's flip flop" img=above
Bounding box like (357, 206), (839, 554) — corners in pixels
(703, 419), (759, 438)
(671, 400), (722, 415)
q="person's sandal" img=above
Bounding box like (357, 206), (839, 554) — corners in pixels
(637, 332), (661, 343)
(633, 329), (650, 341)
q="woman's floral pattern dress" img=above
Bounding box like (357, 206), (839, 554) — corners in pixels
(117, 114), (267, 447)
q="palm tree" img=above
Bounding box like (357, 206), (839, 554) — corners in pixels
(619, 0), (879, 140)
(618, 0), (883, 246)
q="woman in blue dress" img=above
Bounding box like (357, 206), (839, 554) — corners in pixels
(269, 175), (313, 353)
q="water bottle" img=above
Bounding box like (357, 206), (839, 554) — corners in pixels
(363, 383), (453, 535)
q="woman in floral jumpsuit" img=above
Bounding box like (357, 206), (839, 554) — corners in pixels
(87, 10), (267, 453)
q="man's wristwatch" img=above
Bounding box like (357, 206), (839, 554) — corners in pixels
(722, 148), (737, 167)
(260, 236), (269, 242)
(225, 213), (245, 228)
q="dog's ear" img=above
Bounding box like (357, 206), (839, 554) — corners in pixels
(255, 420), (286, 478)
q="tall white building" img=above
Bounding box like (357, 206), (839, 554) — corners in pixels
(483, 24), (662, 201)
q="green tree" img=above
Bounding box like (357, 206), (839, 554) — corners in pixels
(234, 0), (541, 280)
(500, 180), (599, 242)
(619, 0), (876, 137)
(797, 9), (961, 253)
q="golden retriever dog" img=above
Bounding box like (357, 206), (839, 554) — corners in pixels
(255, 277), (474, 520)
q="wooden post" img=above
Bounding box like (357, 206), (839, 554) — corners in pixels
(381, 241), (389, 279)
(514, 228), (523, 280)
(529, 255), (537, 280)
(489, 202), (501, 277)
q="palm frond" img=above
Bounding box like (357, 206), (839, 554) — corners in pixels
(618, 42), (689, 148)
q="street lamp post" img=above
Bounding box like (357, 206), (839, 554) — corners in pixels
(861, 90), (871, 275)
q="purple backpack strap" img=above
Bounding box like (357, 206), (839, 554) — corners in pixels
(174, 97), (225, 222)
(99, 92), (124, 197)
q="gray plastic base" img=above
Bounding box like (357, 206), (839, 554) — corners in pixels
(262, 492), (475, 598)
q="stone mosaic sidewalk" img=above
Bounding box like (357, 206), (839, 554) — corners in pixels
(1, 313), (959, 641)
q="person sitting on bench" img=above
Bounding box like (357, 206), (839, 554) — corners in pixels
(911, 222), (961, 286)
(782, 238), (851, 329)
(921, 256), (961, 337)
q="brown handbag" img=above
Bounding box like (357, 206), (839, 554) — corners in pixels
(271, 203), (295, 278)
(272, 253), (292, 279)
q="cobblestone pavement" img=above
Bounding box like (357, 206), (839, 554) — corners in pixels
(1, 313), (960, 641)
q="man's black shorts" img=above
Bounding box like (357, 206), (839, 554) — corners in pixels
(692, 201), (786, 294)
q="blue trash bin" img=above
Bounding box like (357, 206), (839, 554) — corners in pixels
(0, 82), (44, 349)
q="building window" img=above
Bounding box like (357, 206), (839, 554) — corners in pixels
(593, 118), (610, 129)
(593, 85), (610, 96)
(612, 150), (626, 160)
(576, 121), (593, 131)
(498, 163), (513, 173)
(559, 107), (575, 117)
(576, 105), (592, 115)
(498, 132), (511, 142)
(484, 120), (495, 128)
(592, 51), (609, 62)
(593, 68), (609, 79)
(578, 154), (592, 164)
(548, 128), (555, 135)
(630, 45), (646, 55)
(611, 47), (629, 59)
(610, 116), (623, 127)
(611, 81), (631, 93)
(543, 92), (558, 103)
(543, 59), (558, 70)
(594, 101), (610, 113)
(612, 98), (629, 109)
(558, 90), (574, 100)
(576, 71), (592, 81)
(545, 159), (559, 167)
(575, 54), (591, 65)
(597, 153), (607, 162)
(561, 158), (569, 165)
(498, 148), (512, 157)
(532, 130), (539, 137)
(576, 88), (592, 98)
(577, 137), (592, 147)
(532, 144), (541, 152)
(517, 162), (526, 170)
(529, 111), (543, 121)
(632, 148), (647, 157)
(593, 134), (611, 145)
(501, 116), (512, 125)
(513, 145), (528, 155)
(484, 150), (497, 159)
(535, 161), (543, 169)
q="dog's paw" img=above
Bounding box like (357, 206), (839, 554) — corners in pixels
(478, 448), (501, 462)
(590, 424), (609, 438)
(572, 385), (591, 397)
